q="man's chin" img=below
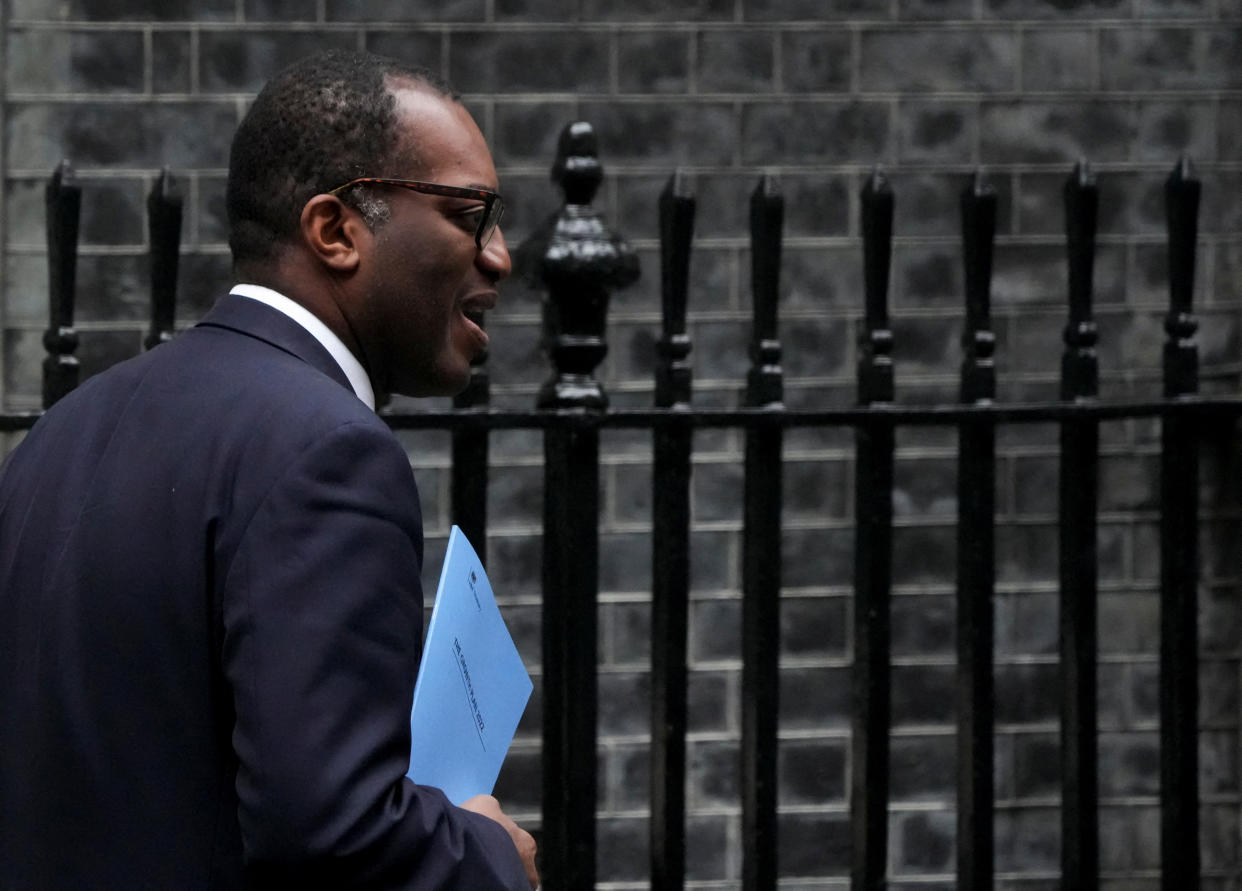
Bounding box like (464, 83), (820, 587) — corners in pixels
(388, 363), (473, 400)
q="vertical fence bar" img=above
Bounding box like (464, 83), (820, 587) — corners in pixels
(956, 171), (998, 891)
(145, 168), (182, 350)
(742, 174), (784, 891)
(542, 419), (600, 891)
(1160, 156), (1201, 891)
(1059, 161), (1101, 888)
(851, 170), (895, 891)
(451, 325), (490, 563)
(651, 171), (695, 891)
(43, 161), (81, 408)
(531, 122), (638, 891)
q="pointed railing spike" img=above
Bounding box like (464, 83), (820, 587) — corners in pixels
(43, 160), (82, 408)
(1159, 154), (1202, 891)
(656, 171), (695, 410)
(746, 174), (784, 409)
(859, 168), (895, 406)
(1164, 157), (1201, 398)
(1062, 160), (1099, 402)
(960, 170), (997, 405)
(145, 168), (184, 350)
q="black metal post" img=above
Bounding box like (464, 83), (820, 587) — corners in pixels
(1159, 156), (1201, 891)
(542, 420), (600, 891)
(852, 170), (895, 891)
(956, 171), (997, 891)
(651, 171), (695, 891)
(43, 160), (81, 407)
(1059, 161), (1101, 889)
(742, 174), (783, 891)
(528, 122), (638, 891)
(145, 168), (182, 350)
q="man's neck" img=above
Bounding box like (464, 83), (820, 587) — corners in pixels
(230, 282), (376, 411)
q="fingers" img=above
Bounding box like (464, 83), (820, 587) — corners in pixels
(512, 825), (537, 889)
(460, 793), (504, 822)
(460, 795), (539, 889)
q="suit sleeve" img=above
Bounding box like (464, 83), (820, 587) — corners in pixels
(220, 419), (528, 890)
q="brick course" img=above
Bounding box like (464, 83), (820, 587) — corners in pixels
(4, 2), (1241, 888)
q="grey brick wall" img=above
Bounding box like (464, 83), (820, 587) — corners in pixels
(3, 2), (1241, 888)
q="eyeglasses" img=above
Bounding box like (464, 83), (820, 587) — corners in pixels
(328, 177), (505, 249)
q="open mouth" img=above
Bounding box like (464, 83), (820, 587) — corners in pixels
(462, 308), (488, 354)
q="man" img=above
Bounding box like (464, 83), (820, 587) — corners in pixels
(0, 50), (536, 889)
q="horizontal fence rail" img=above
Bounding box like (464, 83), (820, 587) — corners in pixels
(4, 130), (1241, 890)
(8, 398), (1242, 435)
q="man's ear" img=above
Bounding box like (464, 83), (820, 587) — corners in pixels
(299, 194), (366, 272)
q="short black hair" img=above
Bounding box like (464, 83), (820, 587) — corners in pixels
(226, 49), (456, 266)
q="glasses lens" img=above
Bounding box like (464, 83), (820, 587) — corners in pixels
(478, 198), (504, 248)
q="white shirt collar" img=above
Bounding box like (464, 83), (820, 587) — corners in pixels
(229, 284), (376, 411)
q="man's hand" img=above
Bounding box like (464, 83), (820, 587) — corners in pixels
(461, 794), (538, 890)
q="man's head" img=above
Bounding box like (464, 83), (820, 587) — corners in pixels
(226, 50), (511, 398)
(226, 49), (451, 265)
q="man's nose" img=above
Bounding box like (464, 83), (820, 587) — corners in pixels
(479, 227), (513, 280)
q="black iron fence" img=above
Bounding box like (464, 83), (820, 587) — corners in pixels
(3, 123), (1240, 891)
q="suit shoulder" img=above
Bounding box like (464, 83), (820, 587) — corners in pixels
(166, 324), (385, 435)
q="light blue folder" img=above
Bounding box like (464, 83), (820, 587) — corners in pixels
(407, 526), (533, 806)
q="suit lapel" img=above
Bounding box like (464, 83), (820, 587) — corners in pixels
(196, 294), (356, 395)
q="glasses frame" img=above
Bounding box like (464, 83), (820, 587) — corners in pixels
(328, 177), (504, 249)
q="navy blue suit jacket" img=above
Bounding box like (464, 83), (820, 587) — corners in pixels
(0, 295), (528, 890)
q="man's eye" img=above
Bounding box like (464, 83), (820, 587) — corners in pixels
(452, 206), (485, 232)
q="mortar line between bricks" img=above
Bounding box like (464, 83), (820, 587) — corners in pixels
(5, 167), (231, 177)
(4, 230), (1226, 252)
(8, 16), (1242, 31)
(15, 154), (1241, 177)
(464, 372), (1206, 396)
